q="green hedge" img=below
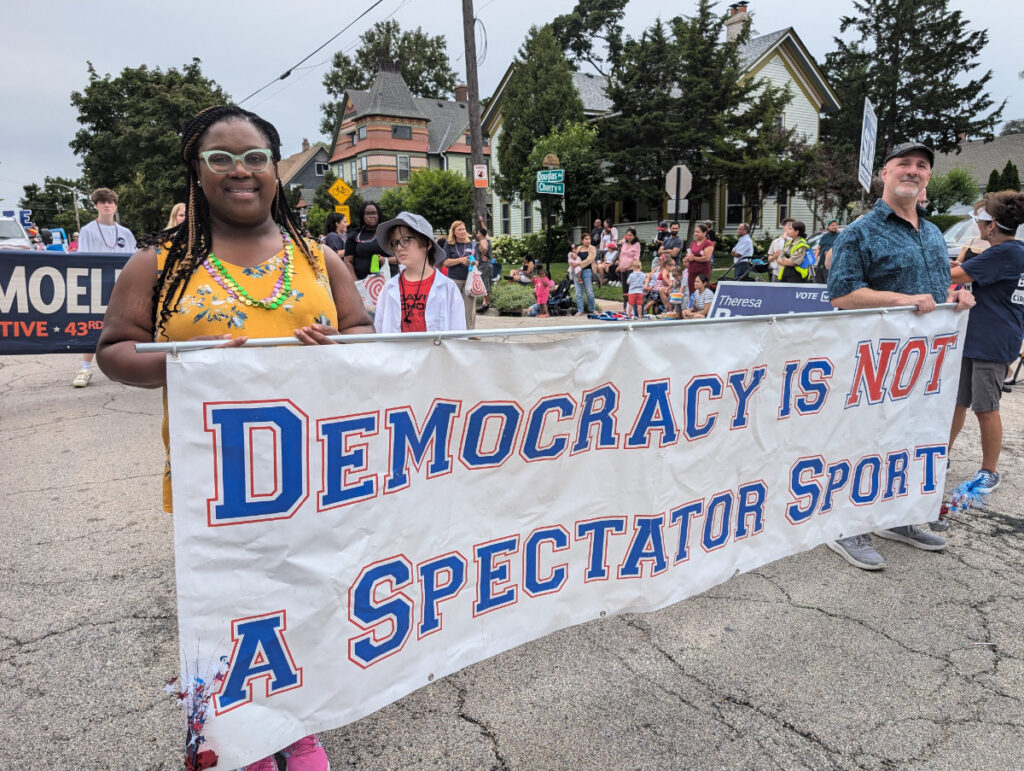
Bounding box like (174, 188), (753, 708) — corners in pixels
(925, 214), (967, 233)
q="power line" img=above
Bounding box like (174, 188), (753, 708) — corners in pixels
(238, 0), (389, 105)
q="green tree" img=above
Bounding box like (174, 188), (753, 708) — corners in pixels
(305, 206), (329, 238)
(926, 166), (978, 213)
(987, 168), (1002, 193)
(402, 169), (473, 232)
(1001, 118), (1024, 136)
(312, 169), (340, 212)
(523, 122), (604, 227)
(822, 0), (1003, 170)
(550, 0), (627, 76)
(600, 1), (792, 230)
(493, 25), (584, 202)
(69, 59), (228, 234)
(378, 186), (410, 220)
(19, 177), (94, 232)
(320, 20), (456, 135)
(999, 160), (1020, 192)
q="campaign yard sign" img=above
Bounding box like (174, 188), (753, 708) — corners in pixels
(0, 250), (127, 353)
(709, 281), (835, 318)
(166, 307), (966, 767)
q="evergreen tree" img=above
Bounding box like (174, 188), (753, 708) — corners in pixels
(999, 160), (1020, 192)
(1001, 118), (1024, 136)
(822, 0), (1003, 168)
(320, 21), (456, 135)
(987, 168), (1003, 193)
(550, 0), (628, 76)
(600, 1), (793, 231)
(70, 59), (229, 233)
(493, 25), (584, 203)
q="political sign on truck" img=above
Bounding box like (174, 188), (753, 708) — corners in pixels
(0, 250), (127, 353)
(165, 307), (966, 768)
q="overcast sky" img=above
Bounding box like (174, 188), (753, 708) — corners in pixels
(0, 0), (1017, 211)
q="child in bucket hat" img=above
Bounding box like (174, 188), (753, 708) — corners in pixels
(373, 212), (467, 334)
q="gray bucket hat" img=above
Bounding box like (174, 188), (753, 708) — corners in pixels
(376, 211), (443, 263)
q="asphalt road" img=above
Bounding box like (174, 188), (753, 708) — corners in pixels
(2, 316), (1022, 770)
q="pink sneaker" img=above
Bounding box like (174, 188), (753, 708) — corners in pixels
(241, 755), (278, 771)
(281, 734), (329, 770)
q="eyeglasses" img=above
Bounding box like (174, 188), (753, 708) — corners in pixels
(198, 148), (273, 175)
(387, 235), (419, 252)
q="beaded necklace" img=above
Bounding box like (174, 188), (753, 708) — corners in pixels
(202, 228), (294, 310)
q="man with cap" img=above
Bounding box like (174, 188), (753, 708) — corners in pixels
(373, 211), (467, 334)
(815, 219), (840, 283)
(825, 141), (975, 571)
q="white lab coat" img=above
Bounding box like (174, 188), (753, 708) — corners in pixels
(373, 266), (467, 333)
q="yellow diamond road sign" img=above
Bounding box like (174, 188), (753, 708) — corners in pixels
(328, 178), (352, 204)
(334, 205), (350, 221)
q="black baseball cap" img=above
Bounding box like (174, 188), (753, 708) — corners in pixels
(883, 142), (934, 166)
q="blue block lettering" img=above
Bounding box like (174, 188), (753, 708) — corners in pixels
(524, 527), (569, 595)
(576, 518), (627, 580)
(914, 445), (945, 493)
(208, 403), (306, 524)
(385, 401), (459, 492)
(702, 492), (733, 551)
(474, 537), (520, 614)
(685, 375), (723, 440)
(669, 501), (703, 562)
(319, 414), (378, 508)
(418, 553), (467, 638)
(521, 396), (575, 460)
(619, 515), (668, 577)
(216, 612), (300, 712)
(626, 380), (678, 448)
(571, 384), (619, 453)
(734, 481), (767, 539)
(461, 403), (521, 468)
(883, 450), (910, 500)
(787, 457), (824, 523)
(728, 367), (767, 429)
(348, 558), (413, 667)
(851, 456), (882, 505)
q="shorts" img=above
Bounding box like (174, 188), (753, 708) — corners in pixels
(956, 358), (1004, 412)
(628, 292), (643, 305)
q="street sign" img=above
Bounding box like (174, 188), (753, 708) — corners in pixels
(536, 169), (564, 184)
(334, 204), (350, 221)
(473, 164), (489, 189)
(328, 178), (353, 204)
(664, 165), (692, 199)
(858, 97), (878, 193)
(536, 181), (565, 195)
(667, 200), (689, 215)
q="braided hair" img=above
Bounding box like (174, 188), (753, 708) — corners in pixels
(153, 104), (322, 337)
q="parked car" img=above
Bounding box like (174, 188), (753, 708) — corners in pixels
(943, 217), (1024, 261)
(0, 216), (32, 249)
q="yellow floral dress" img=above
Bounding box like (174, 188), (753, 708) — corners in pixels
(155, 238), (338, 511)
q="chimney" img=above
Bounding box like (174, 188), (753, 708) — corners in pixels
(724, 1), (750, 43)
(454, 84), (468, 103)
(301, 138), (310, 152)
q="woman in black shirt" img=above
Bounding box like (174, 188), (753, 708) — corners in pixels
(344, 201), (389, 279)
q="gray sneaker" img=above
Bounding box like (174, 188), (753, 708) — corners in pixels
(827, 534), (885, 570)
(873, 524), (946, 551)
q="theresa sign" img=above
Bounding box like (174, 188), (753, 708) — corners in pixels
(167, 308), (966, 767)
(709, 281), (836, 317)
(0, 250), (127, 353)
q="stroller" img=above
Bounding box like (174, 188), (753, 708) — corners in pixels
(548, 276), (575, 316)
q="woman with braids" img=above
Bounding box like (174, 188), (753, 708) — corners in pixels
(96, 104), (371, 771)
(344, 200), (391, 279)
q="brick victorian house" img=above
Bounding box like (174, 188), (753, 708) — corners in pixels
(328, 63), (491, 209)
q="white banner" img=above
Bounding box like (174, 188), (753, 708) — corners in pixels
(168, 308), (966, 768)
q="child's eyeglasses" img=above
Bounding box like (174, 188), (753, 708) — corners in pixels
(199, 149), (273, 174)
(387, 235), (418, 252)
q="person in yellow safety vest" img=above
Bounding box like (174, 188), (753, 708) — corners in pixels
(778, 220), (813, 283)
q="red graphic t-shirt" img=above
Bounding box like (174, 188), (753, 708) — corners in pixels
(400, 271), (436, 332)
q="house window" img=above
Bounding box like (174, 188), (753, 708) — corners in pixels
(397, 155), (410, 183)
(392, 125), (412, 140)
(465, 134), (472, 144)
(777, 191), (790, 224)
(465, 156), (473, 178)
(314, 162), (329, 177)
(501, 202), (510, 235)
(350, 133), (358, 146)
(358, 125), (367, 140)
(726, 188), (745, 226)
(350, 161), (357, 186)
(523, 205), (533, 234)
(360, 156), (368, 186)
(774, 114), (785, 130)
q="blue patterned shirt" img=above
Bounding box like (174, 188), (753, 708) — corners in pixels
(827, 200), (950, 302)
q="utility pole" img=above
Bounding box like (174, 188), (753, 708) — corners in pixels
(461, 0), (487, 231)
